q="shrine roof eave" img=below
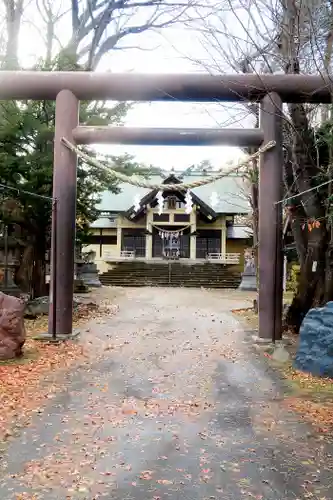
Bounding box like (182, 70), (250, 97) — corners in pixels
(124, 187), (217, 222)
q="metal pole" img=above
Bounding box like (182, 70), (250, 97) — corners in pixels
(283, 255), (287, 292)
(48, 198), (57, 339)
(52, 90), (79, 335)
(4, 225), (8, 289)
(258, 93), (283, 341)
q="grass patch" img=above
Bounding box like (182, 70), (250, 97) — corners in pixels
(283, 365), (333, 395)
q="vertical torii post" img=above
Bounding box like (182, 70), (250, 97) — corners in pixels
(259, 93), (284, 341)
(48, 90), (79, 336)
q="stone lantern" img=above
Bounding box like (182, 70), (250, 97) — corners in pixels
(76, 250), (101, 288)
(238, 247), (257, 291)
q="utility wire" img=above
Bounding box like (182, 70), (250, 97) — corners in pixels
(275, 178), (333, 205)
(0, 182), (54, 202)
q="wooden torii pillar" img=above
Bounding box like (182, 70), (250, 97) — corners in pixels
(259, 93), (283, 341)
(48, 90), (79, 336)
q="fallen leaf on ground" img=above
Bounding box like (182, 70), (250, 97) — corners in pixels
(285, 397), (333, 433)
(0, 300), (117, 442)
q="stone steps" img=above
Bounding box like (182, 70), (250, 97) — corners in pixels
(100, 262), (241, 289)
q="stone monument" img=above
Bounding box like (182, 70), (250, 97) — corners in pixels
(238, 247), (257, 291)
(0, 292), (26, 360)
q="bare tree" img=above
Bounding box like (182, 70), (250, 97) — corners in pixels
(1, 0), (25, 68)
(2, 0), (220, 70)
(183, 0), (333, 331)
(59, 0), (219, 70)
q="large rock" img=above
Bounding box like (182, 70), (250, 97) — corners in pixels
(294, 301), (333, 377)
(25, 295), (98, 318)
(25, 296), (49, 317)
(0, 292), (26, 360)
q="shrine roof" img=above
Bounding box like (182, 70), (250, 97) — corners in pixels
(96, 172), (250, 215)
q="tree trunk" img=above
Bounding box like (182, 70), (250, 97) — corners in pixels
(285, 235), (328, 332)
(15, 244), (33, 293)
(3, 0), (24, 69)
(31, 241), (47, 298)
(279, 0), (329, 332)
(15, 239), (47, 298)
(284, 103), (328, 331)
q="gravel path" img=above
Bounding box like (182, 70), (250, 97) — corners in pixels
(0, 287), (332, 499)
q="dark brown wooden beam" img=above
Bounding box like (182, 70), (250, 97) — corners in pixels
(72, 126), (264, 147)
(258, 93), (283, 342)
(50, 89), (79, 336)
(0, 71), (332, 102)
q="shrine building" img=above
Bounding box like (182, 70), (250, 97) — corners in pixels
(85, 171), (252, 275)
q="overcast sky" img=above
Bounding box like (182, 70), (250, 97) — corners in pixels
(18, 8), (253, 170)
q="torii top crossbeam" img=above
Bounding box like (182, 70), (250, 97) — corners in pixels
(0, 71), (332, 102)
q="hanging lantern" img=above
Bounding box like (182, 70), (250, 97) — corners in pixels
(133, 194), (141, 212)
(156, 191), (164, 215)
(210, 191), (219, 210)
(185, 190), (193, 214)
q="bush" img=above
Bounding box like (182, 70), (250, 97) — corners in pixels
(287, 264), (300, 292)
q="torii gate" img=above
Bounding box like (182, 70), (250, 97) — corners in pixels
(0, 72), (329, 341)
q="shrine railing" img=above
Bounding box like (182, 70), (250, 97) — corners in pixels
(104, 250), (136, 261)
(206, 253), (240, 264)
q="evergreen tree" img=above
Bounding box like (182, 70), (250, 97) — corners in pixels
(0, 55), (153, 297)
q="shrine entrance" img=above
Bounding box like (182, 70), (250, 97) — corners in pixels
(152, 227), (190, 259)
(3, 70), (329, 340)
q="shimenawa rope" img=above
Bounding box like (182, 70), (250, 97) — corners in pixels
(61, 137), (276, 191)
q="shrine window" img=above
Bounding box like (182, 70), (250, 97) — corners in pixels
(167, 196), (177, 210)
(164, 196), (185, 210)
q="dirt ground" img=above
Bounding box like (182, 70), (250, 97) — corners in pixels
(0, 286), (332, 499)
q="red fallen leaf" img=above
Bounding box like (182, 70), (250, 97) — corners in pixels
(0, 301), (115, 442)
(122, 405), (138, 415)
(140, 470), (153, 480)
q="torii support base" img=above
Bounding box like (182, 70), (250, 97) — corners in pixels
(258, 93), (284, 342)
